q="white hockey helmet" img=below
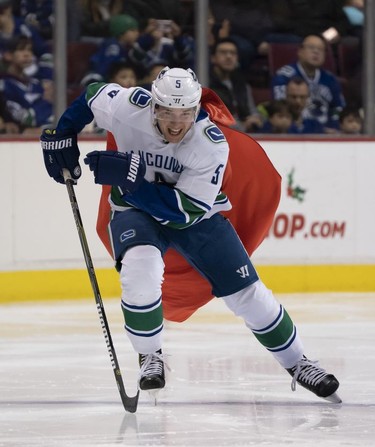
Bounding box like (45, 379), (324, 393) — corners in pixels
(151, 66), (202, 111)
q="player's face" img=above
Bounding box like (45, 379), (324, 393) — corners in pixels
(155, 106), (196, 143)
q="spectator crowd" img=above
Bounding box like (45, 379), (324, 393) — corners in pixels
(0, 0), (365, 135)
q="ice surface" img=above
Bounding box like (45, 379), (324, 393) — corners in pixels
(1, 293), (375, 446)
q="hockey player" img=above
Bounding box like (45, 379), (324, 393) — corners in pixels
(40, 66), (341, 403)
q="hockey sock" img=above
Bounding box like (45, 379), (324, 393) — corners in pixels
(223, 280), (304, 368)
(120, 245), (165, 353)
(121, 296), (163, 353)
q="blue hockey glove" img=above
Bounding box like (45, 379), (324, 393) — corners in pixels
(84, 150), (146, 193)
(41, 129), (81, 184)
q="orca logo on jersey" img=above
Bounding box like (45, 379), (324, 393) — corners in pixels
(204, 125), (226, 143)
(41, 138), (73, 150)
(129, 88), (152, 108)
(120, 229), (136, 242)
(127, 154), (141, 183)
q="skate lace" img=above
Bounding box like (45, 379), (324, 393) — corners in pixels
(290, 358), (327, 391)
(139, 352), (170, 379)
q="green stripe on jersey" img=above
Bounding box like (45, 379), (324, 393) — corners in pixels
(174, 188), (206, 221)
(110, 187), (229, 229)
(110, 186), (208, 221)
(165, 191), (228, 229)
(111, 186), (131, 208)
(86, 82), (107, 102)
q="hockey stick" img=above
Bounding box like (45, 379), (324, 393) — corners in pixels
(63, 169), (139, 413)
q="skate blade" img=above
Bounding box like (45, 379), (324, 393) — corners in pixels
(147, 389), (160, 406)
(323, 392), (342, 404)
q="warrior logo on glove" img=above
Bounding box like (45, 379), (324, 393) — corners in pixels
(41, 129), (81, 184)
(127, 154), (142, 183)
(41, 137), (74, 151)
(84, 150), (146, 194)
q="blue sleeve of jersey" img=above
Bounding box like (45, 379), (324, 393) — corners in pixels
(271, 63), (298, 99)
(123, 180), (206, 224)
(271, 74), (288, 99)
(56, 91), (94, 133)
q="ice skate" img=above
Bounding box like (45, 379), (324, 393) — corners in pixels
(139, 349), (166, 403)
(287, 356), (342, 403)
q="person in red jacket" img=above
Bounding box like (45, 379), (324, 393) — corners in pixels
(41, 66), (341, 404)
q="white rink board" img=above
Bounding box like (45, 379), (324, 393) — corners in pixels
(1, 138), (375, 271)
(253, 140), (375, 264)
(0, 139), (110, 271)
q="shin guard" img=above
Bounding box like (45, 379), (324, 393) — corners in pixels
(120, 245), (164, 353)
(223, 280), (304, 368)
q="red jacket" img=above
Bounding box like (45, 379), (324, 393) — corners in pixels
(96, 88), (281, 322)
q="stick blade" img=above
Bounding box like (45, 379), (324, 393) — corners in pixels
(123, 391), (140, 413)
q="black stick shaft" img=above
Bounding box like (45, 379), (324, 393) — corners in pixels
(63, 172), (139, 413)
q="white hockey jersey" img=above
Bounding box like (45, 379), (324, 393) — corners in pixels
(86, 83), (232, 228)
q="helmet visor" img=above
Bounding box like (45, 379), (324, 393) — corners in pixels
(154, 106), (197, 123)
